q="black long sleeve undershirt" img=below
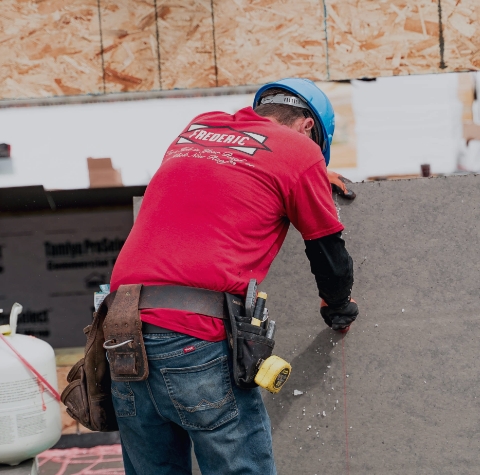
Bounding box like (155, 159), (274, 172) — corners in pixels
(304, 231), (354, 309)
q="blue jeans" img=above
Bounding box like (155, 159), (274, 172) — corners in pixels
(111, 332), (276, 475)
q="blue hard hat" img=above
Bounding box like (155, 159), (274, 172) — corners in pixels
(253, 78), (335, 165)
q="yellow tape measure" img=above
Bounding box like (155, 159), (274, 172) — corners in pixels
(255, 355), (292, 394)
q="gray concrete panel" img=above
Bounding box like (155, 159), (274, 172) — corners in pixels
(262, 175), (480, 474)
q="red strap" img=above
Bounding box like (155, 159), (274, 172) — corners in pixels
(0, 333), (61, 402)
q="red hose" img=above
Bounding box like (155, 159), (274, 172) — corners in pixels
(0, 333), (61, 402)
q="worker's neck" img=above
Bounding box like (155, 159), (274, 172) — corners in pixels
(264, 116), (281, 126)
(262, 116), (312, 139)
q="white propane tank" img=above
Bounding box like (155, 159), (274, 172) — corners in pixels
(0, 303), (61, 466)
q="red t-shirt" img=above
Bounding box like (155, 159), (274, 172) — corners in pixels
(110, 107), (343, 341)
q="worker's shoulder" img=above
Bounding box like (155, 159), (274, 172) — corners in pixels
(280, 124), (319, 149)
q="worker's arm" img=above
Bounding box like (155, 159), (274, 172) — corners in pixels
(284, 155), (358, 328)
(304, 232), (359, 329)
(304, 231), (353, 307)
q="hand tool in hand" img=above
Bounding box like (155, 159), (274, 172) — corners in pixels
(327, 171), (356, 200)
(320, 298), (358, 333)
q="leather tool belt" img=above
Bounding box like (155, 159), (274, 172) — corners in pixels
(102, 284), (234, 382)
(102, 285), (229, 320)
(61, 283), (234, 432)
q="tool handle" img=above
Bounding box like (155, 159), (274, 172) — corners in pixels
(252, 292), (267, 325)
(266, 320), (276, 339)
(245, 279), (258, 320)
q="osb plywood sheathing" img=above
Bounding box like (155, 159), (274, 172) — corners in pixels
(440, 0), (480, 72)
(213, 0), (328, 87)
(2, 0), (480, 101)
(156, 1), (216, 90)
(0, 0), (103, 100)
(100, 0), (161, 93)
(326, 0), (442, 80)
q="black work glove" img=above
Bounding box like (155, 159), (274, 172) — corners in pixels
(327, 171), (356, 200)
(321, 299), (358, 332)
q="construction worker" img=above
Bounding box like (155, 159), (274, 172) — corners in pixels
(109, 78), (358, 475)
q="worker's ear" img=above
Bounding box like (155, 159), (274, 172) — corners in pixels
(302, 117), (314, 134)
(295, 117), (315, 137)
(292, 117), (315, 136)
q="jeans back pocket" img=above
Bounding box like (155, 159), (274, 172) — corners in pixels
(161, 356), (238, 430)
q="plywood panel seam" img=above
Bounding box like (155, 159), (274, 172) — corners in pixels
(322, 0), (331, 80)
(438, 0), (447, 70)
(210, 0), (219, 87)
(96, 0), (107, 93)
(153, 0), (163, 89)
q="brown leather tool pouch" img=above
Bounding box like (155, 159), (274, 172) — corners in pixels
(61, 304), (118, 432)
(103, 284), (149, 382)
